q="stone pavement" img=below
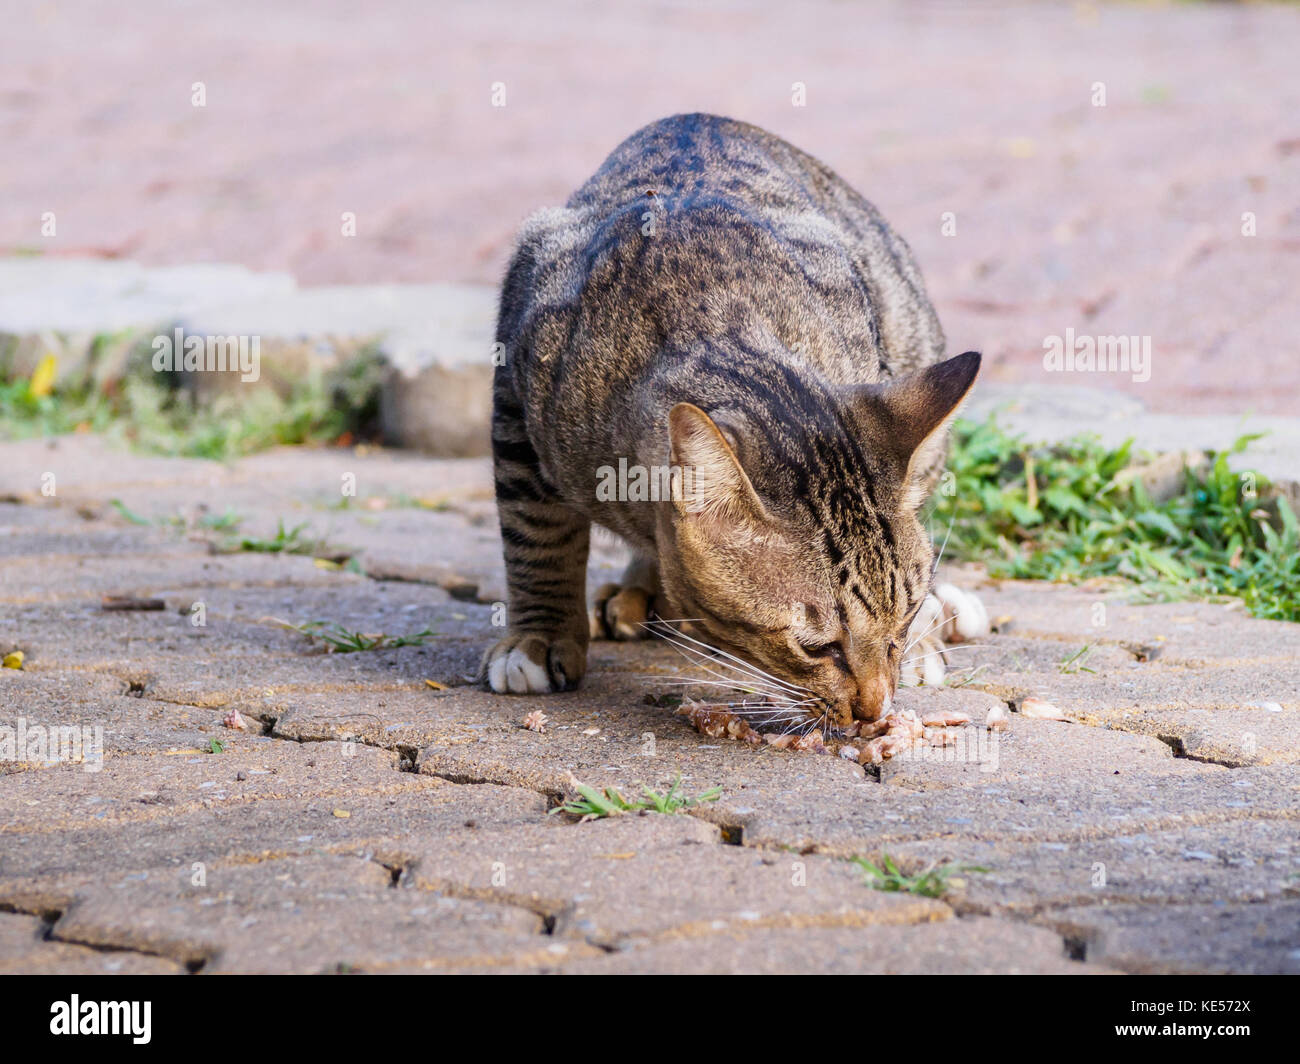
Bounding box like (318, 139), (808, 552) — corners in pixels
(2, 436), (1298, 974)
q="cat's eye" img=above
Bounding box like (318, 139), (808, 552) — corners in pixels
(801, 640), (847, 668)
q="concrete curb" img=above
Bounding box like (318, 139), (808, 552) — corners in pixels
(3, 258), (1297, 501)
(0, 258), (496, 457)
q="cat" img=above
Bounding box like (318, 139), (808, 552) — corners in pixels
(482, 113), (985, 729)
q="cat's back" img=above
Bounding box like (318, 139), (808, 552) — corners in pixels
(568, 112), (830, 216)
(499, 114), (944, 405)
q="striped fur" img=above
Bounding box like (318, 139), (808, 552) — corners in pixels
(483, 114), (979, 724)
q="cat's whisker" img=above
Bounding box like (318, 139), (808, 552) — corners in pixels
(642, 677), (783, 697)
(642, 621), (814, 698)
(931, 508), (957, 574)
(900, 642), (993, 667)
(647, 634), (796, 700)
(649, 641), (803, 703)
(903, 612), (951, 654)
(727, 701), (818, 715)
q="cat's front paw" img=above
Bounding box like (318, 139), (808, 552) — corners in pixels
(482, 633), (587, 694)
(589, 582), (655, 641)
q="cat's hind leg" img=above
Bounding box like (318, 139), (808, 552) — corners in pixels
(482, 396), (591, 694)
(590, 552), (659, 641)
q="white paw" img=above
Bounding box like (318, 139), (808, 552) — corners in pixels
(483, 633), (586, 694)
(933, 583), (990, 643)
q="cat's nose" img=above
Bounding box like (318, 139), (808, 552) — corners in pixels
(850, 673), (894, 721)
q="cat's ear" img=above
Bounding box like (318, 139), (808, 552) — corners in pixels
(667, 403), (767, 528)
(852, 351), (981, 510)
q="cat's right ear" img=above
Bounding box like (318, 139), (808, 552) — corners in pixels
(852, 350), (981, 509)
(667, 403), (767, 529)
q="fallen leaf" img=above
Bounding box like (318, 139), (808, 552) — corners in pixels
(3, 651), (24, 670)
(29, 354), (57, 398)
(332, 809), (351, 818)
(424, 679), (447, 691)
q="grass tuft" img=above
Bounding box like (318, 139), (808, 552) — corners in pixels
(852, 854), (988, 898)
(281, 620), (437, 653)
(550, 776), (722, 820)
(934, 419), (1300, 622)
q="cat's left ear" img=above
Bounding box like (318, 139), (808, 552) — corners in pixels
(851, 350), (981, 510)
(666, 403), (768, 530)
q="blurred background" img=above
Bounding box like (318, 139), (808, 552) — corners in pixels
(1, 0), (1297, 435)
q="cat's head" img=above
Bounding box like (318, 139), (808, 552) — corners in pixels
(654, 350), (980, 730)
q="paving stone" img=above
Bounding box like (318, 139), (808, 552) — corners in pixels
(1044, 899), (1300, 975)
(1085, 705), (1300, 768)
(0, 911), (184, 975)
(547, 916), (1112, 974)
(0, 437), (232, 502)
(0, 740), (403, 832)
(879, 709), (1209, 791)
(962, 663), (1300, 767)
(0, 523), (185, 561)
(233, 446), (493, 505)
(886, 818), (1300, 914)
(0, 780), (548, 899)
(5, 587), (484, 675)
(0, 546), (348, 606)
(412, 680), (865, 811)
(970, 652), (1300, 715)
(400, 814), (948, 948)
(738, 764), (1300, 856)
(1, 671), (229, 768)
(50, 854), (555, 974)
(972, 580), (1300, 666)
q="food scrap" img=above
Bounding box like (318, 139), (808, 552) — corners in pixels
(675, 699), (971, 765)
(1019, 697), (1069, 721)
(222, 708), (252, 731)
(522, 710), (548, 733)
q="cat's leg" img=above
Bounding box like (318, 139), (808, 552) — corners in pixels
(901, 584), (990, 688)
(482, 402), (591, 694)
(589, 552), (659, 640)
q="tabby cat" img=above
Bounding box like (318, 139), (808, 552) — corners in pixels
(483, 113), (983, 728)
